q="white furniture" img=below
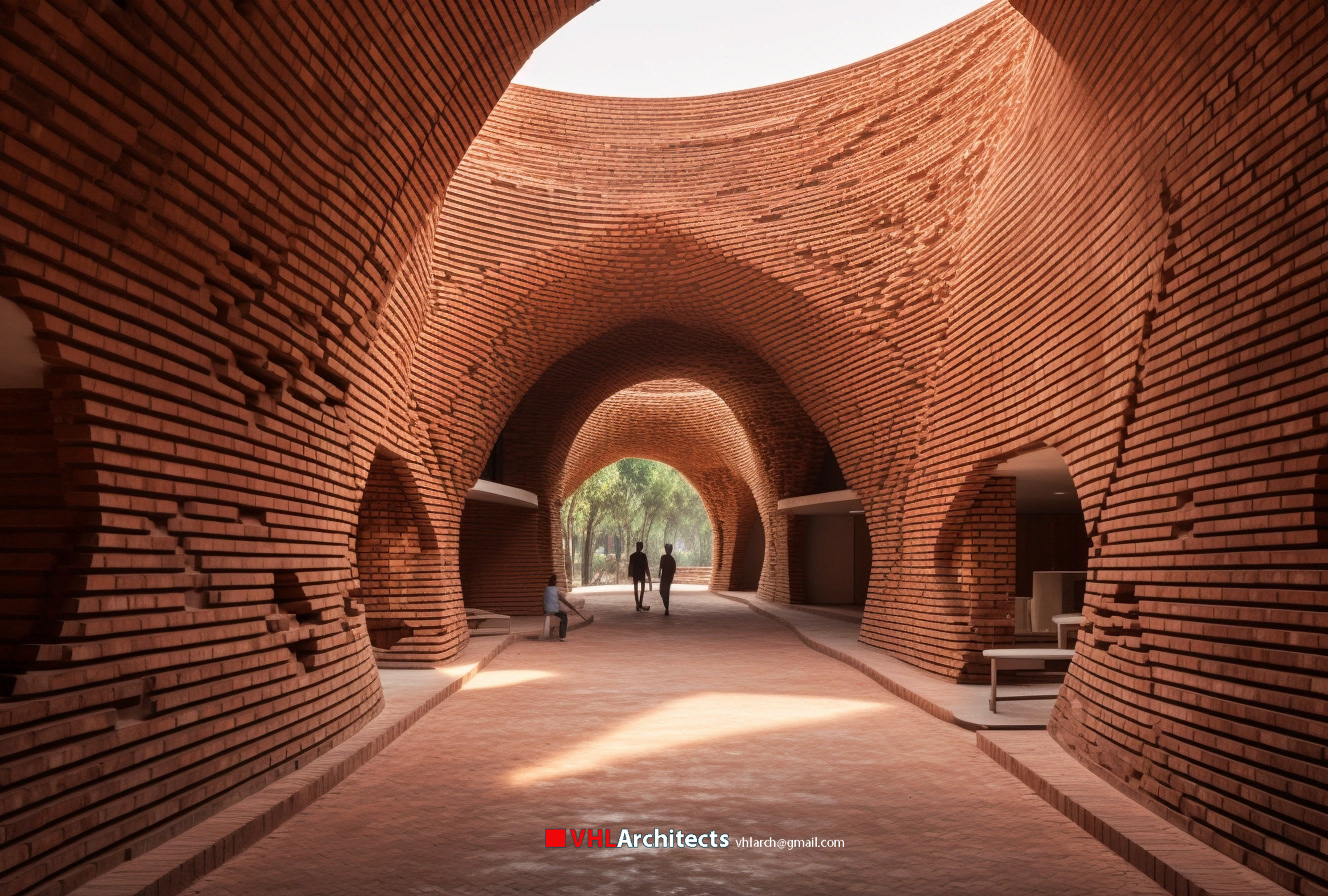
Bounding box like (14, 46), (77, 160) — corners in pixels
(1052, 612), (1086, 649)
(541, 614), (562, 640)
(982, 648), (1075, 712)
(1030, 571), (1087, 632)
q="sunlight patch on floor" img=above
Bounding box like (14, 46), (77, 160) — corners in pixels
(509, 691), (885, 785)
(463, 669), (558, 691)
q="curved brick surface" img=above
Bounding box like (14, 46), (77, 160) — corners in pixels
(1, 1), (1326, 894)
(0, 1), (587, 892)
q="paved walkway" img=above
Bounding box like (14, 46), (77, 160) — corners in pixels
(180, 590), (1164, 896)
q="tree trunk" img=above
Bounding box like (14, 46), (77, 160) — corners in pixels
(580, 506), (599, 586)
(560, 496), (577, 584)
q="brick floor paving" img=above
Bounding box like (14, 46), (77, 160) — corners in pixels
(181, 592), (1165, 896)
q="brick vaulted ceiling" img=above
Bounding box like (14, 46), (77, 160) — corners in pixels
(1, 1), (1326, 894)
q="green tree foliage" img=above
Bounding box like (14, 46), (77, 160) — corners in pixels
(562, 459), (712, 586)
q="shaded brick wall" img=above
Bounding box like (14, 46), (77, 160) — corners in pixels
(0, 1), (587, 892)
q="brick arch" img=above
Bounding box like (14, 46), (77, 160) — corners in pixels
(418, 6), (1036, 655)
(559, 384), (769, 592)
(454, 322), (826, 613)
(2, 1), (1327, 893)
(930, 444), (1094, 676)
(350, 448), (451, 662)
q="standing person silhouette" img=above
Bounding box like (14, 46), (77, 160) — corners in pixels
(658, 543), (677, 616)
(628, 541), (650, 611)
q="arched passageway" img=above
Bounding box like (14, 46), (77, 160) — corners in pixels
(558, 384), (770, 596)
(560, 458), (715, 588)
(351, 449), (453, 664)
(460, 366), (807, 613)
(1, 2), (1326, 893)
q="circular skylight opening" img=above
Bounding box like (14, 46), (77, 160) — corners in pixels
(513, 0), (994, 98)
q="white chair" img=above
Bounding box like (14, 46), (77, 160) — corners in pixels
(541, 614), (562, 640)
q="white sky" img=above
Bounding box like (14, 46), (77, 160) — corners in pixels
(513, 0), (994, 97)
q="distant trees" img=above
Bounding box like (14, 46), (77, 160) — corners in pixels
(561, 459), (712, 586)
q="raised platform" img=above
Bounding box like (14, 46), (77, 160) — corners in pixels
(980, 730), (1293, 896)
(715, 591), (1060, 730)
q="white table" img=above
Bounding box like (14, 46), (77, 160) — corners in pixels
(982, 648), (1076, 712)
(1052, 613), (1086, 649)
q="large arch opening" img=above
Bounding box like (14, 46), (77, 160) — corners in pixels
(561, 459), (714, 588)
(448, 322), (829, 614)
(934, 445), (1089, 680)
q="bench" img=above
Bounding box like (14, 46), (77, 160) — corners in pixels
(982, 648), (1076, 713)
(464, 607), (510, 636)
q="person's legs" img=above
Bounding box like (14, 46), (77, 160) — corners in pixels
(557, 610), (568, 639)
(660, 580), (671, 614)
(633, 578), (643, 609)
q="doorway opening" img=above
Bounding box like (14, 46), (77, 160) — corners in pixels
(350, 450), (442, 654)
(562, 459), (713, 588)
(995, 448), (1090, 646)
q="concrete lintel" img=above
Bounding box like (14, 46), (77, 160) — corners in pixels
(466, 479), (539, 509)
(776, 488), (862, 515)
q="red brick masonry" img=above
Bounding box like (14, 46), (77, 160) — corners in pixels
(1, 1), (1325, 894)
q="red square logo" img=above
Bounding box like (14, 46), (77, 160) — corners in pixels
(545, 828), (567, 847)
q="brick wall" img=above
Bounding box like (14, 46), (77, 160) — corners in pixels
(672, 567), (712, 586)
(2, 0), (1326, 893)
(0, 0), (586, 892)
(417, 2), (1328, 890)
(1000, 3), (1328, 890)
